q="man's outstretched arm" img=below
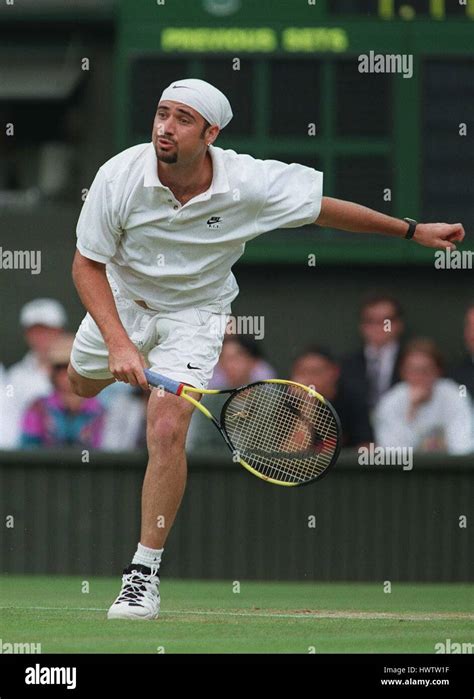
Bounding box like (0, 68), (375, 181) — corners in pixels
(315, 196), (465, 250)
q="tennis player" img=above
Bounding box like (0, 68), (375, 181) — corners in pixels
(68, 78), (465, 620)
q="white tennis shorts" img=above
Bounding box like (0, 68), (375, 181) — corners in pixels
(70, 293), (230, 390)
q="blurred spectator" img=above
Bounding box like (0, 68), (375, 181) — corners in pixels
(101, 386), (149, 451)
(374, 339), (472, 454)
(4, 298), (67, 448)
(20, 334), (104, 449)
(209, 334), (276, 388)
(451, 302), (474, 398)
(342, 293), (405, 410)
(291, 346), (373, 448)
(187, 334), (276, 452)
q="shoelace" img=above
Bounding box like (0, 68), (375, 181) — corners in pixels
(117, 572), (159, 605)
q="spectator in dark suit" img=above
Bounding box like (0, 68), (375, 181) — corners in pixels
(451, 302), (474, 398)
(291, 346), (373, 449)
(341, 293), (405, 410)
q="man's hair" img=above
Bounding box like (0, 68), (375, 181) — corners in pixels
(292, 345), (339, 366)
(224, 334), (264, 360)
(201, 118), (211, 139)
(399, 338), (445, 375)
(360, 292), (403, 320)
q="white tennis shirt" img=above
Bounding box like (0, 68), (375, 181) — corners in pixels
(76, 143), (323, 312)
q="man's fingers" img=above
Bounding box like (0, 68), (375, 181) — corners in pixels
(113, 372), (128, 384)
(439, 239), (456, 251)
(136, 367), (150, 391)
(450, 225), (465, 241)
(139, 360), (150, 389)
(126, 372), (139, 387)
(111, 368), (139, 385)
(433, 224), (464, 249)
(119, 367), (148, 390)
(445, 224), (465, 241)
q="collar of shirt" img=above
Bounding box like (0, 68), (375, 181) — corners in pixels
(365, 341), (399, 363)
(143, 143), (230, 199)
(365, 341), (400, 395)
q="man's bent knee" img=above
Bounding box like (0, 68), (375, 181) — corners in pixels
(67, 363), (114, 398)
(146, 391), (196, 449)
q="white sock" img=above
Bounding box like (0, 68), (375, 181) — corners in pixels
(132, 543), (163, 570)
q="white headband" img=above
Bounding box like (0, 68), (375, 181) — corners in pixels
(159, 78), (233, 130)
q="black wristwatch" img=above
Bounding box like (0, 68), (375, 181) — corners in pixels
(403, 217), (418, 240)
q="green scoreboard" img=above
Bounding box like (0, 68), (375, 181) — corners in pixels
(117, 0), (473, 264)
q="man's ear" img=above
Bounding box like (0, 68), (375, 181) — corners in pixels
(207, 125), (220, 146)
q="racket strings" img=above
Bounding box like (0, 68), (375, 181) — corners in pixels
(229, 389), (334, 483)
(223, 382), (339, 484)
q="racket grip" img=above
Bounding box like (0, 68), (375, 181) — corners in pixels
(144, 368), (182, 395)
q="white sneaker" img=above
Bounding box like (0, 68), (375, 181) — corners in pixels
(107, 564), (160, 620)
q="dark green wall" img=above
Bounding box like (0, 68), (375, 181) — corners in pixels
(1, 450), (472, 581)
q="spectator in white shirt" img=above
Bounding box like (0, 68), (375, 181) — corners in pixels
(374, 338), (472, 454)
(3, 299), (67, 448)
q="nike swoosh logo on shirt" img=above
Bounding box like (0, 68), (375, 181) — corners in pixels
(187, 362), (202, 370)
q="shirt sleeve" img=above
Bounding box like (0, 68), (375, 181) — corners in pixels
(254, 159), (323, 235)
(76, 167), (122, 264)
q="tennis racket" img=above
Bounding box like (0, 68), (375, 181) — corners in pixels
(144, 368), (342, 487)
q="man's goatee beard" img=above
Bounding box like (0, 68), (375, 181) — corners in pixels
(154, 144), (178, 164)
(156, 152), (178, 164)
